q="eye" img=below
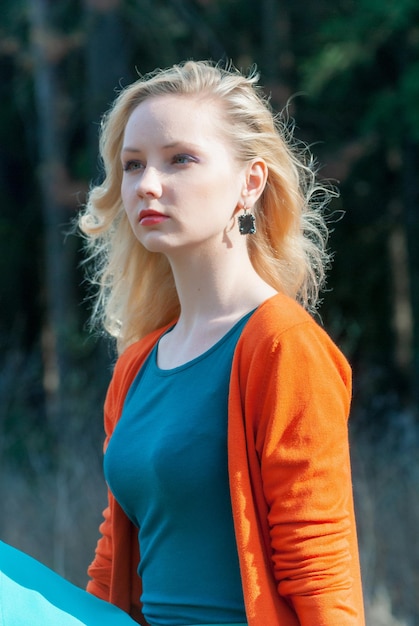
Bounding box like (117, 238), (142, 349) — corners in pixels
(122, 160), (144, 172)
(172, 154), (197, 165)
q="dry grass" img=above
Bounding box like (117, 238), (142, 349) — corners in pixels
(351, 406), (419, 626)
(0, 435), (107, 586)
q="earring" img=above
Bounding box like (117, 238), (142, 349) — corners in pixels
(238, 206), (256, 235)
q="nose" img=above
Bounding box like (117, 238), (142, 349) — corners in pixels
(135, 166), (163, 198)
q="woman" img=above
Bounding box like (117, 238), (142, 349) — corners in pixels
(78, 60), (365, 626)
(0, 59), (364, 626)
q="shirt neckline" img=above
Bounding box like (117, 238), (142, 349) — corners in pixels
(153, 308), (256, 375)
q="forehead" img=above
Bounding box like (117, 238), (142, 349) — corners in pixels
(123, 94), (226, 144)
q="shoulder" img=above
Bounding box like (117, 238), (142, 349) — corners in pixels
(236, 292), (351, 385)
(240, 292), (325, 352)
(248, 292), (314, 333)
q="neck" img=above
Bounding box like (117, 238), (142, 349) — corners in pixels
(166, 240), (276, 332)
(156, 238), (277, 369)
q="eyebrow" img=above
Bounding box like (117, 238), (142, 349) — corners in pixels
(121, 141), (201, 153)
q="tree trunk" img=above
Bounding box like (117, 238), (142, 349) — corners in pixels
(83, 0), (131, 175)
(402, 137), (419, 410)
(29, 0), (77, 426)
(29, 0), (82, 575)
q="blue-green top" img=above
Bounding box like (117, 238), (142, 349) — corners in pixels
(104, 311), (255, 625)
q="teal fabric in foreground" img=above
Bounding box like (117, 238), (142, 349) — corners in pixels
(0, 541), (137, 626)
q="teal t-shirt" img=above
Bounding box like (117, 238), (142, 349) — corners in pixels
(104, 312), (254, 626)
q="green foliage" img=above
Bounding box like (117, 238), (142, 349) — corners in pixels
(289, 0), (419, 408)
(401, 60), (419, 140)
(0, 0), (417, 408)
(300, 0), (419, 141)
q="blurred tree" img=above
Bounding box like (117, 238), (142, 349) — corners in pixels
(0, 0), (42, 348)
(1, 0), (417, 425)
(28, 0), (86, 426)
(297, 0), (419, 409)
(83, 0), (132, 171)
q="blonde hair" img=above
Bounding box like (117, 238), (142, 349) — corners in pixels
(79, 60), (334, 352)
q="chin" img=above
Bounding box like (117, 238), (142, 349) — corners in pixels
(138, 233), (173, 254)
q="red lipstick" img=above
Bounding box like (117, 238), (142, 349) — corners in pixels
(139, 209), (169, 226)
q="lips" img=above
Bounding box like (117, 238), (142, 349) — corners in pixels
(138, 209), (169, 226)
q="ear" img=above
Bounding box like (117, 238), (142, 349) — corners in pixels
(242, 158), (268, 207)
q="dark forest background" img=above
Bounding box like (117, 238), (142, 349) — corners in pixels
(0, 1), (418, 624)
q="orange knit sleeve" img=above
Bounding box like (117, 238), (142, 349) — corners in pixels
(255, 320), (363, 625)
(86, 374), (120, 601)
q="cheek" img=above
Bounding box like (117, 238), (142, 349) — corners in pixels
(121, 181), (135, 214)
(120, 178), (130, 203)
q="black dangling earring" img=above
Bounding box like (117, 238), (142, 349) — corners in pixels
(238, 206), (256, 235)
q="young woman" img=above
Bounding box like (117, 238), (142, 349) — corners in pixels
(78, 60), (365, 626)
(0, 60), (364, 626)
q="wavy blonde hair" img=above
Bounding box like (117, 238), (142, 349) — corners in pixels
(79, 60), (334, 352)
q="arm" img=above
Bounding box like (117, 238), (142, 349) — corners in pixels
(256, 321), (363, 625)
(86, 370), (144, 620)
(86, 376), (119, 601)
(86, 500), (114, 600)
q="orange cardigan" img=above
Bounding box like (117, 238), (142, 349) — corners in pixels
(87, 293), (365, 625)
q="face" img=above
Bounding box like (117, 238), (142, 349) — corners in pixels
(120, 94), (247, 257)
